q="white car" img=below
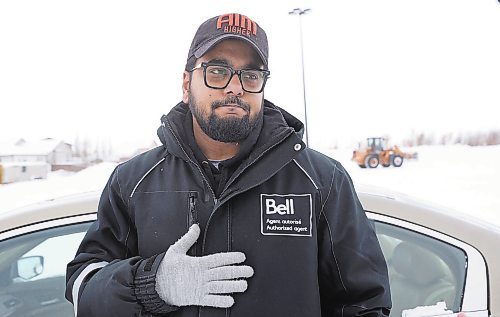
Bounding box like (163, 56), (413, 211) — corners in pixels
(0, 185), (498, 317)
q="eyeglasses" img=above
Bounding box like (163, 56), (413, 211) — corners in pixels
(190, 62), (270, 93)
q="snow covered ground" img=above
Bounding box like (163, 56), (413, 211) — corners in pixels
(328, 145), (500, 227)
(1, 145), (499, 227)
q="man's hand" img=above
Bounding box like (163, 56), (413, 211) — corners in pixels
(155, 224), (254, 308)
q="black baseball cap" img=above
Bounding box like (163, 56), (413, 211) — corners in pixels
(185, 13), (269, 71)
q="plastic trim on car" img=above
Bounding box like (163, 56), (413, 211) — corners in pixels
(0, 214), (96, 241)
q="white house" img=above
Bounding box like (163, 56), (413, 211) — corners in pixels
(0, 138), (73, 166)
(0, 138), (75, 183)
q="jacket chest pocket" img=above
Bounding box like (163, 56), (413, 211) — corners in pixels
(130, 191), (198, 257)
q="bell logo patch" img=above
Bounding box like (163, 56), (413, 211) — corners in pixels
(260, 194), (312, 237)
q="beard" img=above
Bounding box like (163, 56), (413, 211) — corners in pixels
(189, 93), (262, 143)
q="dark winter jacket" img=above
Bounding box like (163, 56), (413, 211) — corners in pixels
(66, 100), (391, 317)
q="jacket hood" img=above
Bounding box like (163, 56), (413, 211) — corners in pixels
(156, 99), (304, 156)
(272, 101), (304, 138)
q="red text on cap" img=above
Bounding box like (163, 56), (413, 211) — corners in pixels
(217, 13), (257, 36)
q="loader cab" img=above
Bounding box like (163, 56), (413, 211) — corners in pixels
(367, 137), (385, 153)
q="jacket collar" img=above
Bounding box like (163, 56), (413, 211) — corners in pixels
(157, 99), (306, 199)
(158, 100), (303, 157)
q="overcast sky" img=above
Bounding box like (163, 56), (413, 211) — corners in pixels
(1, 0), (499, 156)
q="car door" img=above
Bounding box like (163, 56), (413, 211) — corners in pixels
(0, 214), (94, 317)
(0, 208), (489, 317)
(368, 212), (489, 317)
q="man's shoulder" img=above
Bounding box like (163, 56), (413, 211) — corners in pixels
(292, 148), (349, 187)
(299, 148), (346, 172)
(113, 146), (167, 190)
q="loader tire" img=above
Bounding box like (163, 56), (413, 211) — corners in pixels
(392, 155), (404, 167)
(365, 155), (379, 168)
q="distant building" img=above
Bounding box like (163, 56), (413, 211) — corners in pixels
(0, 161), (50, 184)
(0, 138), (83, 182)
(0, 138), (73, 166)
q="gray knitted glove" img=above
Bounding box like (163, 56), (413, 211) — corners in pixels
(155, 224), (254, 308)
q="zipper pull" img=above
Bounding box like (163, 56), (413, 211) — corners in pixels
(189, 192), (198, 223)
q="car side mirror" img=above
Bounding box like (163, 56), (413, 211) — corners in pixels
(14, 256), (44, 280)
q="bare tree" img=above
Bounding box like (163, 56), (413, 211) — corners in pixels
(486, 130), (500, 145)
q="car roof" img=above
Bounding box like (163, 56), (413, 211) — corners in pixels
(0, 191), (99, 233)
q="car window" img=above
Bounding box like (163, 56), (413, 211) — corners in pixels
(0, 222), (91, 317)
(374, 221), (467, 317)
(0, 217), (470, 317)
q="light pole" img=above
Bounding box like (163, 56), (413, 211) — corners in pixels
(289, 8), (311, 147)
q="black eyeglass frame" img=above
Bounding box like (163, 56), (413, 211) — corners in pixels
(190, 62), (271, 93)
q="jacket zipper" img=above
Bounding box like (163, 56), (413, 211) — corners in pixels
(198, 129), (295, 317)
(201, 128), (295, 255)
(165, 118), (295, 255)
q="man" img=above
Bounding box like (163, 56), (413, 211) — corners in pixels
(66, 13), (391, 317)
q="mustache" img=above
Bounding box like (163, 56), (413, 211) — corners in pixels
(211, 96), (250, 112)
